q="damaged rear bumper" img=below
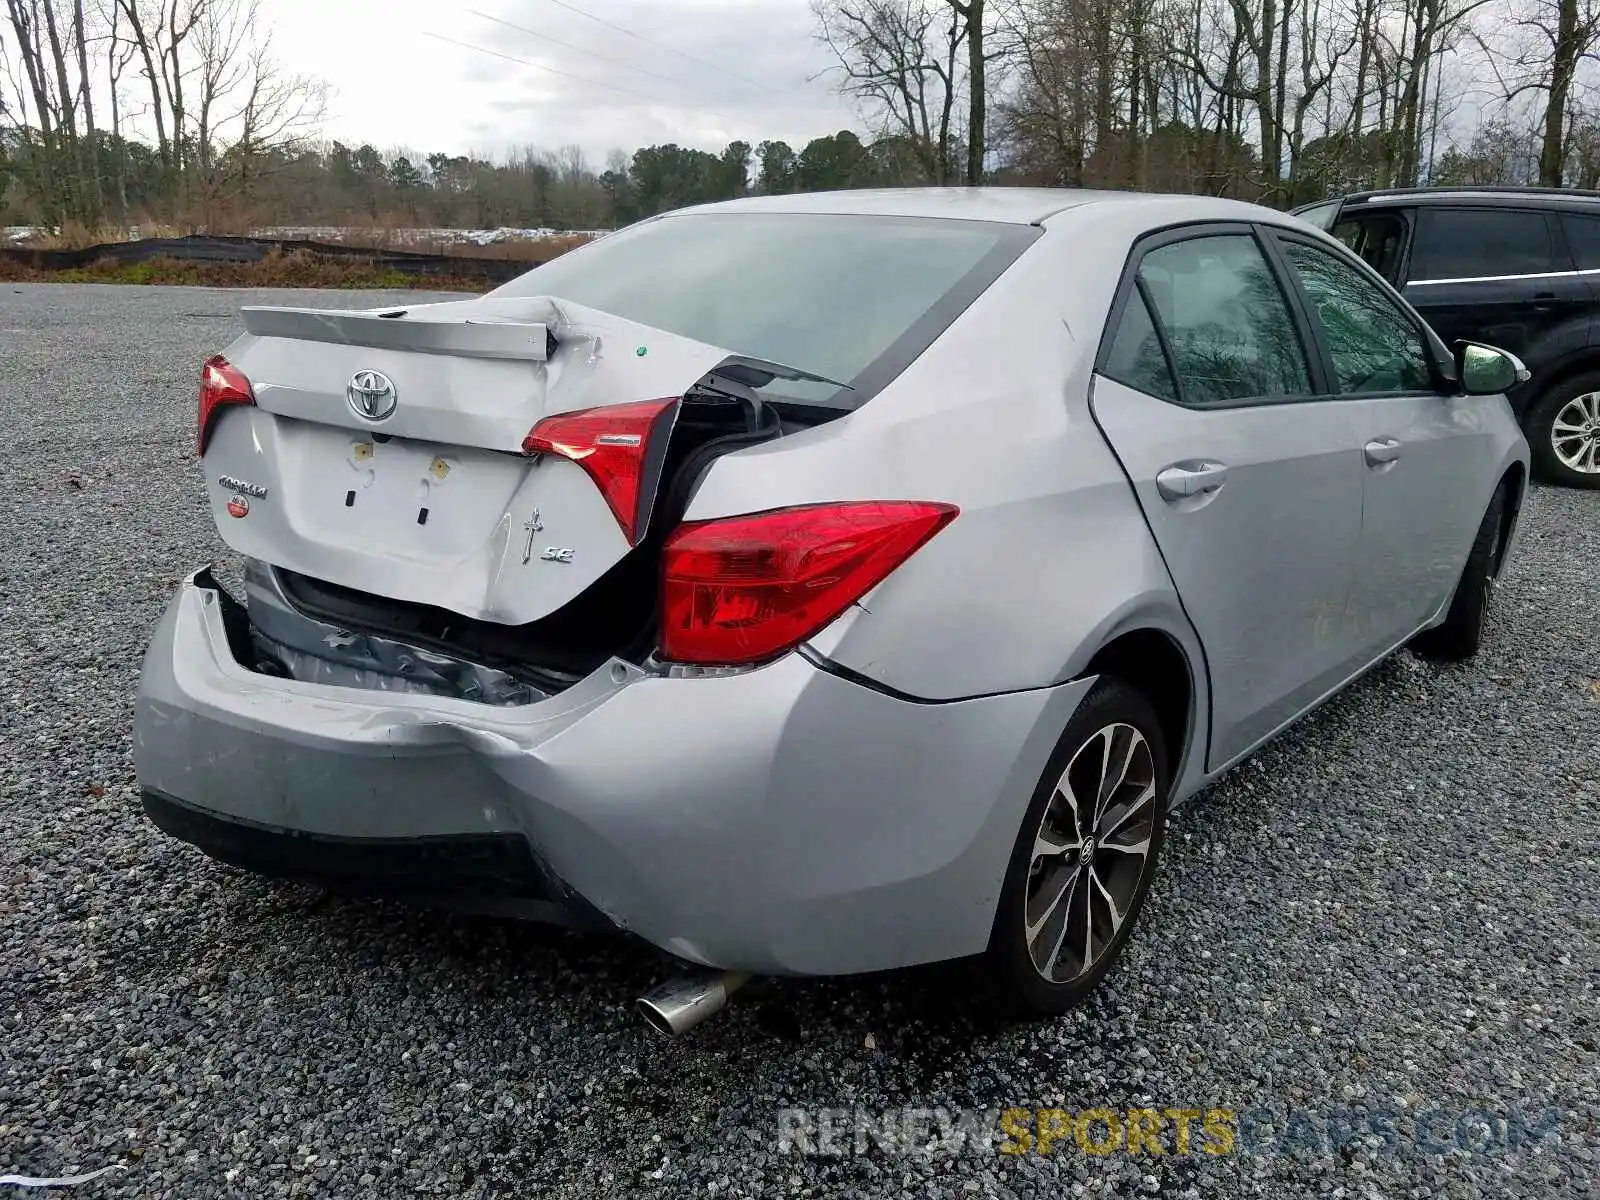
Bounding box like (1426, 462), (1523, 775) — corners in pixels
(133, 568), (1094, 976)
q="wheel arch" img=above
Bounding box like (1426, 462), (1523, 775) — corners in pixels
(1080, 627), (1200, 797)
(1523, 351), (1600, 420)
(1494, 459), (1527, 577)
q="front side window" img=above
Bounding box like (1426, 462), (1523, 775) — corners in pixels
(1408, 208), (1557, 281)
(1282, 241), (1432, 394)
(1136, 234), (1313, 407)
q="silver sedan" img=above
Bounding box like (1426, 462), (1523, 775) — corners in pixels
(133, 189), (1530, 1034)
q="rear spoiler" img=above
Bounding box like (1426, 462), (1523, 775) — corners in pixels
(239, 305), (557, 361)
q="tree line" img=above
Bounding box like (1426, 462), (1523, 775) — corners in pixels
(817, 0), (1600, 202)
(5, 0), (1600, 236)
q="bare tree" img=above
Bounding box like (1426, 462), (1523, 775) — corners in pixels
(102, 0), (137, 217)
(814, 0), (966, 182)
(948, 0), (986, 181)
(1479, 0), (1600, 183)
(5, 0), (72, 221)
(112, 0), (205, 197)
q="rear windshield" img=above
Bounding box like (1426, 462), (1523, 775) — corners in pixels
(490, 212), (1036, 409)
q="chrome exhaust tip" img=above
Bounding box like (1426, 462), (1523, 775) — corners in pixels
(636, 970), (749, 1037)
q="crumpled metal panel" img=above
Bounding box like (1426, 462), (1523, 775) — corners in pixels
(252, 627), (541, 706)
(243, 559), (543, 706)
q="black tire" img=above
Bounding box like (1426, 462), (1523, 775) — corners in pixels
(986, 678), (1169, 1016)
(1412, 484), (1506, 662)
(1526, 372), (1600, 489)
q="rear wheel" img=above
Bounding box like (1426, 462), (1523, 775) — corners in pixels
(987, 679), (1168, 1015)
(1526, 372), (1600, 488)
(1412, 484), (1506, 662)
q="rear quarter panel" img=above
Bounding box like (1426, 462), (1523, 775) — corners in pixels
(683, 208), (1206, 707)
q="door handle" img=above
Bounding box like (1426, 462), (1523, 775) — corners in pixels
(1531, 291), (1557, 313)
(1155, 461), (1229, 501)
(1364, 437), (1402, 467)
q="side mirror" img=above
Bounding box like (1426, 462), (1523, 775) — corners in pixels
(1454, 341), (1531, 396)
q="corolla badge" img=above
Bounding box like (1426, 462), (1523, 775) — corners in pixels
(217, 474), (267, 498)
(346, 370), (398, 421)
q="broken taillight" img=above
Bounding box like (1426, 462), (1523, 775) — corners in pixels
(659, 501), (959, 667)
(523, 398), (679, 545)
(198, 355), (255, 454)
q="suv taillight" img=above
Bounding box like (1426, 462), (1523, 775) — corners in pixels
(659, 501), (959, 666)
(523, 398), (678, 544)
(198, 355), (255, 454)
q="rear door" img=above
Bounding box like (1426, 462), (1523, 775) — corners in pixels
(1269, 229), (1499, 650)
(1090, 225), (1367, 769)
(1401, 205), (1585, 358)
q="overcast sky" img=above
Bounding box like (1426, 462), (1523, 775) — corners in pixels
(266, 0), (862, 165)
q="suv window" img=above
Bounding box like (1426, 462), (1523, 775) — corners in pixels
(1281, 241), (1432, 394)
(1408, 208), (1558, 281)
(1329, 213), (1407, 280)
(1136, 234), (1313, 407)
(1560, 212), (1600, 270)
(1294, 200), (1340, 231)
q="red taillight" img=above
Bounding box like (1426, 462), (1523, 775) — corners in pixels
(659, 501), (959, 666)
(522, 398), (678, 544)
(198, 355), (255, 454)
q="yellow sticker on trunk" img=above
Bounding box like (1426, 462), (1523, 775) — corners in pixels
(430, 457), (451, 481)
(352, 442), (374, 463)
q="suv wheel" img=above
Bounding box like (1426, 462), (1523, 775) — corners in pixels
(1527, 371), (1600, 488)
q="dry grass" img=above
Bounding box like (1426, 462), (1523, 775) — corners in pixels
(249, 229), (595, 261)
(14, 223), (591, 263)
(399, 234), (591, 262)
(21, 215), (196, 248)
(0, 250), (490, 291)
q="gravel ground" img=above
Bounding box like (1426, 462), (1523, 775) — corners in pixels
(1, 282), (1596, 1199)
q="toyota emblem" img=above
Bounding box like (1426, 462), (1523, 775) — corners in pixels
(346, 370), (398, 422)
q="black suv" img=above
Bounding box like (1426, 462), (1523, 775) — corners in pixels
(1295, 186), (1600, 488)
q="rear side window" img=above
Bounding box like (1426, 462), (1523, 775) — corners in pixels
(1409, 208), (1557, 281)
(489, 213), (1034, 410)
(1560, 213), (1600, 269)
(1101, 287), (1178, 402)
(1135, 234), (1313, 407)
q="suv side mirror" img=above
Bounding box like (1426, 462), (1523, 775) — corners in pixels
(1454, 341), (1531, 396)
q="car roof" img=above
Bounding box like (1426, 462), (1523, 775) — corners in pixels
(1323, 186), (1600, 213)
(660, 187), (1283, 226)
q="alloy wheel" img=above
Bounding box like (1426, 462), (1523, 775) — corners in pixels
(1551, 391), (1600, 474)
(1023, 722), (1158, 983)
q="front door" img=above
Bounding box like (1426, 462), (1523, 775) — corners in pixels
(1091, 228), (1367, 769)
(1270, 231), (1500, 650)
(1400, 205), (1588, 360)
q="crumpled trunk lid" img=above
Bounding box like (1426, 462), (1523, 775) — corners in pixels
(202, 295), (733, 625)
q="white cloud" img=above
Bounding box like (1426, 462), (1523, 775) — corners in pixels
(264, 0), (861, 164)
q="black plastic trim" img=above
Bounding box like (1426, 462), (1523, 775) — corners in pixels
(142, 788), (614, 928)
